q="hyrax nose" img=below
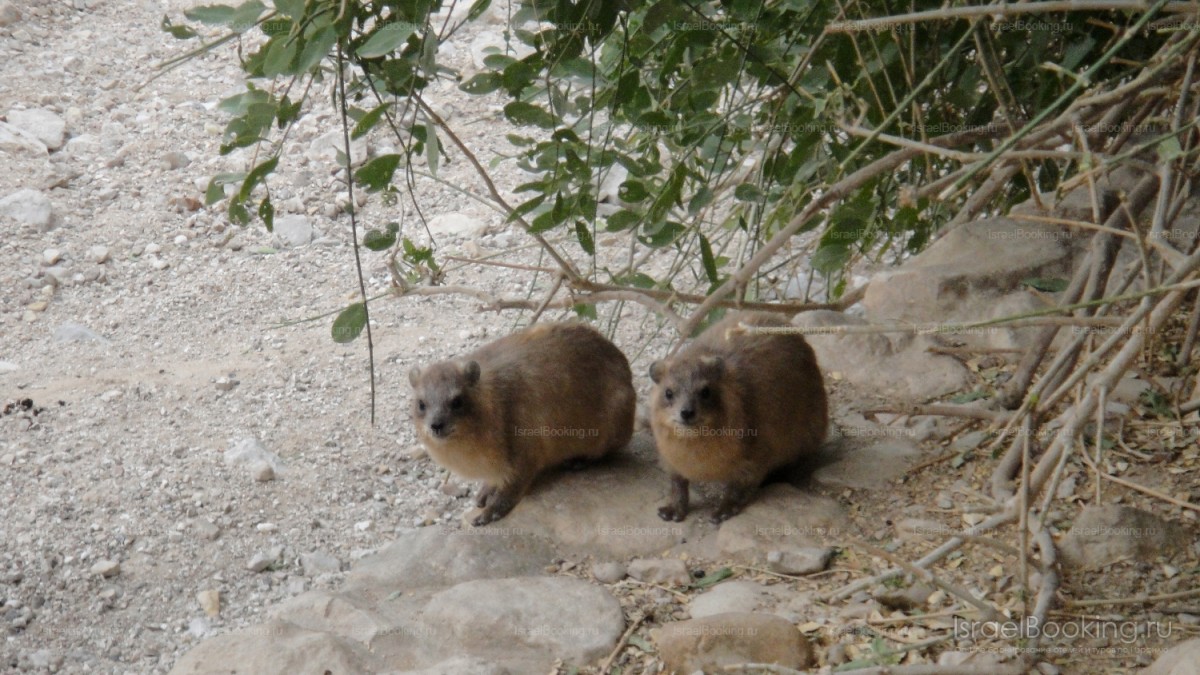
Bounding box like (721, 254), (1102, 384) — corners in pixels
(680, 407), (696, 423)
(429, 419), (448, 437)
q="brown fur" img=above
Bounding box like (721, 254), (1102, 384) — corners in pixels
(409, 322), (636, 525)
(649, 311), (828, 523)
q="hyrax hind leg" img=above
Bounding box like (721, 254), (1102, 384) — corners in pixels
(657, 473), (690, 522)
(475, 483), (498, 508)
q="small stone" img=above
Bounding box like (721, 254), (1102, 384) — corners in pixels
(196, 590), (220, 617)
(592, 561), (627, 584)
(653, 613), (813, 672)
(163, 151), (191, 170)
(0, 189), (54, 229)
(875, 582), (934, 611)
(42, 248), (62, 265)
(628, 558), (690, 586)
(8, 108), (66, 150)
(214, 377), (239, 391)
(150, 258), (170, 271)
(766, 547), (833, 575)
(275, 214), (313, 247)
(247, 552), (275, 572)
(99, 389), (122, 402)
(354, 520), (373, 532)
(144, 243), (162, 255)
(174, 234), (188, 246)
(0, 2), (22, 27)
(27, 301), (48, 312)
(90, 560), (120, 577)
(256, 522), (277, 533)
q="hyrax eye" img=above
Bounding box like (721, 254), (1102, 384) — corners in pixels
(664, 388), (674, 402)
(450, 395), (464, 410)
(698, 386), (712, 400)
(417, 400), (426, 412)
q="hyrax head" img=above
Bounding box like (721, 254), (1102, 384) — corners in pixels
(649, 354), (727, 430)
(408, 359), (481, 441)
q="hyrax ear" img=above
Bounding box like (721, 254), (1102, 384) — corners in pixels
(649, 359), (667, 384)
(461, 360), (481, 386)
(408, 367), (422, 388)
(699, 355), (725, 378)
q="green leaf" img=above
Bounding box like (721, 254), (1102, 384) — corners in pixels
(688, 186), (713, 214)
(615, 272), (657, 289)
(237, 156), (279, 202)
(690, 567), (733, 589)
(296, 25), (337, 73)
(184, 4), (236, 25)
(352, 103), (391, 139)
(734, 183), (764, 202)
(363, 228), (397, 251)
(698, 233), (718, 284)
(572, 303), (598, 320)
(948, 390), (988, 404)
(460, 72), (503, 95)
(605, 209), (640, 232)
(466, 0), (492, 20)
(161, 14), (198, 39)
(332, 303), (368, 343)
(574, 221), (595, 255)
(618, 180), (648, 203)
(262, 37), (297, 77)
(811, 243), (850, 275)
(228, 0), (266, 32)
(358, 22), (417, 58)
(258, 195), (274, 231)
(1021, 277), (1069, 292)
(204, 172), (244, 205)
(273, 0), (304, 18)
(504, 101), (556, 128)
(354, 154), (402, 191)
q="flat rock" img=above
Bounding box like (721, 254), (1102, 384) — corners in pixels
(397, 658), (511, 675)
(862, 216), (1082, 350)
(0, 188), (54, 230)
(813, 437), (919, 490)
(794, 310), (970, 399)
(306, 130), (368, 166)
(300, 551), (341, 576)
(0, 2), (21, 27)
(652, 612), (813, 673)
(170, 619), (380, 674)
(499, 448), (705, 559)
(766, 547), (833, 575)
(591, 561), (627, 584)
(689, 580), (774, 618)
(342, 527), (555, 593)
(0, 121), (46, 155)
(422, 576), (623, 668)
(628, 558), (690, 586)
(716, 484), (849, 561)
(8, 108), (66, 150)
(1145, 639), (1200, 675)
(1059, 504), (1187, 570)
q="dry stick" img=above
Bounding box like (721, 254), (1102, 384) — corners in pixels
(989, 258), (1145, 499)
(997, 172), (1158, 411)
(1095, 385), (1107, 504)
(678, 127), (997, 340)
(827, 0), (1198, 33)
(1176, 289), (1200, 369)
(1067, 587), (1200, 608)
(1026, 526), (1061, 653)
(599, 613), (646, 675)
(1018, 416), (1031, 617)
(1028, 265), (1200, 498)
(947, 163), (1022, 227)
(1077, 448), (1200, 512)
(410, 96), (581, 284)
(848, 539), (1004, 622)
(864, 404), (1010, 422)
(744, 316), (1125, 337)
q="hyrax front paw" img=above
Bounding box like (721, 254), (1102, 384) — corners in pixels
(657, 504), (687, 522)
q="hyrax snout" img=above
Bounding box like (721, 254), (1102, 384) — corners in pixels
(649, 311), (828, 523)
(409, 322), (636, 526)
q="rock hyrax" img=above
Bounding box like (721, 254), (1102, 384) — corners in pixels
(409, 322), (636, 525)
(649, 311), (828, 523)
